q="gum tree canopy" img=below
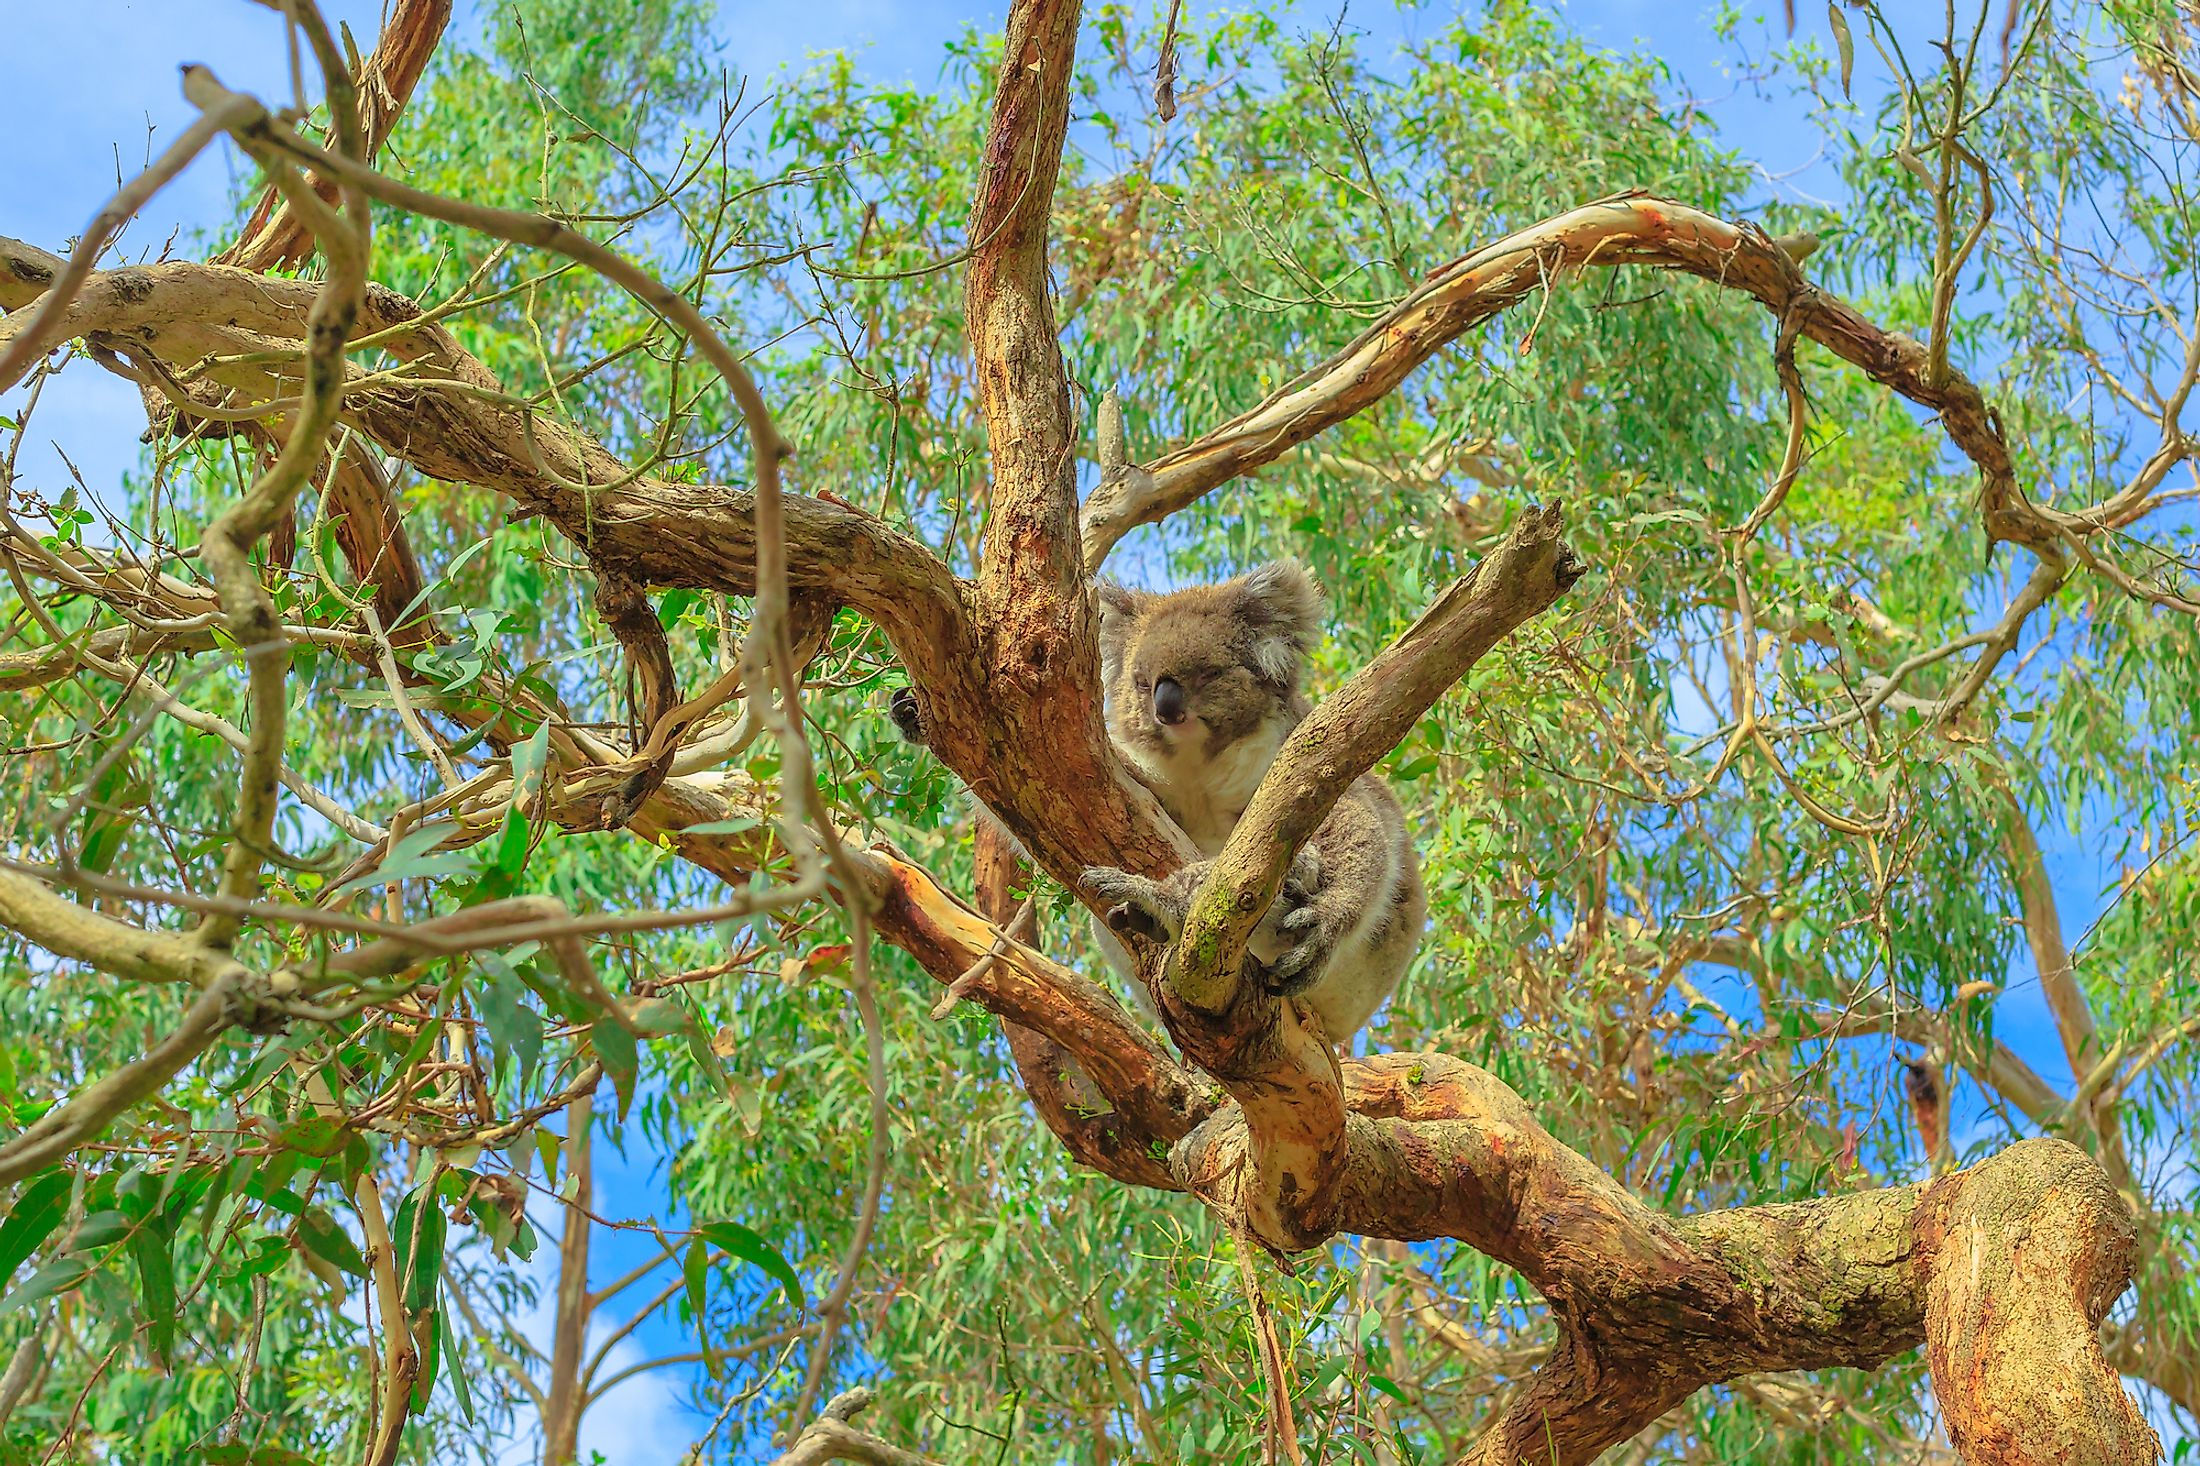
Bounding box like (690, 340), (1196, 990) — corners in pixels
(0, 0), (2195, 1462)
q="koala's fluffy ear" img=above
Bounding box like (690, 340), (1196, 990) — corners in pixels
(1235, 560), (1325, 685)
(1095, 581), (1143, 682)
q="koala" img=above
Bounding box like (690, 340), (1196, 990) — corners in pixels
(1080, 561), (1426, 1044)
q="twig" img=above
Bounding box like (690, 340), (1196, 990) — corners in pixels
(1232, 1227), (1307, 1466)
(927, 892), (1038, 1019)
(182, 27), (371, 948)
(787, 927), (889, 1428)
(0, 97), (259, 393)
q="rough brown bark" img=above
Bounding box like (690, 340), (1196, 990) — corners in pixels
(217, 0), (454, 272)
(1915, 1142), (2157, 1465)
(938, 0), (1191, 893)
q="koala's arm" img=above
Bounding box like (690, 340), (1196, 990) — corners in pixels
(1082, 851), (1319, 954)
(1266, 774), (1422, 1001)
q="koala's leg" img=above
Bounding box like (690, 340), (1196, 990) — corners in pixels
(1266, 778), (1410, 997)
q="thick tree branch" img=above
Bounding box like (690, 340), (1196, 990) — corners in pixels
(1139, 503), (1580, 1251)
(933, 0), (1190, 891)
(0, 252), (974, 686)
(969, 0), (1085, 621)
(1910, 1143), (2158, 1465)
(620, 769), (1216, 1183)
(1176, 1053), (2156, 1466)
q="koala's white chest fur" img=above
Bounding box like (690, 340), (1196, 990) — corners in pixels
(1126, 717), (1288, 854)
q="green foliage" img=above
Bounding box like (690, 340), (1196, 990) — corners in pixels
(1, 1), (2196, 1462)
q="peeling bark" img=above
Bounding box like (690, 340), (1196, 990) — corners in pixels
(217, 0), (453, 272)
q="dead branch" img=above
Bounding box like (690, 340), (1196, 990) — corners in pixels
(771, 1388), (945, 1466)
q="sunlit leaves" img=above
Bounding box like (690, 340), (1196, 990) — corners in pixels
(0, 1170), (70, 1282)
(391, 1183), (447, 1318)
(294, 1205), (370, 1280)
(0, 0), (2193, 1459)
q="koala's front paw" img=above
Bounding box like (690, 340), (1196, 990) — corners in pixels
(887, 687), (926, 744)
(1081, 867), (1186, 948)
(1264, 894), (1345, 996)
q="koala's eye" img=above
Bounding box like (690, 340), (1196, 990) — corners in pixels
(1133, 675), (1152, 694)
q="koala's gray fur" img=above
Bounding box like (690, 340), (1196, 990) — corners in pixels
(1082, 561), (1426, 1044)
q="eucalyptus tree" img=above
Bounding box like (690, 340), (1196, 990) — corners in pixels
(0, 2), (2193, 1464)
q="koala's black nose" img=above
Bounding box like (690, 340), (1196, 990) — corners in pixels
(1153, 677), (1188, 726)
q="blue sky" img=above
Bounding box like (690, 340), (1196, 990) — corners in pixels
(0, 0), (2148, 1458)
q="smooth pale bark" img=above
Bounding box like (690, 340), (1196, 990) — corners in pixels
(540, 1085), (596, 1466)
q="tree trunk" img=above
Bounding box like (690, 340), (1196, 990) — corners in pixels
(540, 1084), (597, 1466)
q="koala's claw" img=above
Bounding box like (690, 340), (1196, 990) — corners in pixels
(1264, 942), (1325, 995)
(887, 687), (926, 745)
(1081, 867), (1183, 947)
(1263, 897), (1337, 996)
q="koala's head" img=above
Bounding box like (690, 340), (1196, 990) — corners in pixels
(1095, 560), (1325, 765)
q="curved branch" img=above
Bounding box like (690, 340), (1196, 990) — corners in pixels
(1079, 193), (2050, 565)
(1913, 1141), (2157, 1464)
(860, 846), (1216, 1162)
(618, 767), (1215, 1184)
(182, 39), (373, 948)
(0, 256), (974, 687)
(216, 0), (453, 273)
(1182, 1054), (2155, 1466)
